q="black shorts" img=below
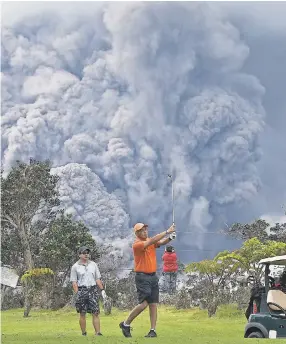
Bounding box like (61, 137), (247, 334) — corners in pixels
(75, 286), (100, 315)
(135, 272), (159, 304)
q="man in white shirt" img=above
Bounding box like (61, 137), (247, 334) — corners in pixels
(70, 246), (107, 336)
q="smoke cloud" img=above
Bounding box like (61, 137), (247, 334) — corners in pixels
(2, 2), (275, 261)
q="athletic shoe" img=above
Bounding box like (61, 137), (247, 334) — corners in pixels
(145, 329), (157, 337)
(119, 321), (132, 337)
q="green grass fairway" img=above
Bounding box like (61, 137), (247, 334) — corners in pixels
(1, 305), (284, 343)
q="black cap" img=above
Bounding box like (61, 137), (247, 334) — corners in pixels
(78, 246), (91, 254)
(165, 245), (174, 252)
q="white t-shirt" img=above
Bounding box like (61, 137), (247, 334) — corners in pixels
(70, 260), (101, 287)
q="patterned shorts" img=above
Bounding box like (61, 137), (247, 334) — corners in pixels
(75, 286), (100, 315)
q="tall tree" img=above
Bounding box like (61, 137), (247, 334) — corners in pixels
(1, 159), (60, 316)
(1, 159), (60, 269)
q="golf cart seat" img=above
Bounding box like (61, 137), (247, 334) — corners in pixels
(267, 289), (286, 315)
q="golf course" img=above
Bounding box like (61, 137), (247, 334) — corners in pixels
(1, 304), (284, 343)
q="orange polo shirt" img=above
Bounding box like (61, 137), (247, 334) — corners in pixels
(133, 238), (158, 273)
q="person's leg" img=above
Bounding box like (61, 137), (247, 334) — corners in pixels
(75, 289), (88, 335)
(119, 300), (148, 337)
(173, 272), (177, 293)
(119, 273), (151, 337)
(145, 274), (159, 337)
(79, 313), (87, 334)
(125, 300), (148, 325)
(88, 288), (101, 335)
(149, 303), (157, 329)
(161, 272), (167, 293)
(92, 313), (100, 334)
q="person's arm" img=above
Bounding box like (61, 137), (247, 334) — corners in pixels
(157, 236), (173, 247)
(94, 263), (107, 298)
(157, 232), (176, 247)
(96, 279), (104, 291)
(97, 279), (107, 299)
(72, 281), (79, 293)
(142, 224), (175, 249)
(70, 265), (78, 293)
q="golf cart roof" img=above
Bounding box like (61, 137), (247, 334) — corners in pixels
(259, 255), (286, 265)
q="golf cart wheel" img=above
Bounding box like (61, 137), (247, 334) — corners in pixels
(247, 331), (264, 338)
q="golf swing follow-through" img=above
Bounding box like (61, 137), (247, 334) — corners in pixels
(119, 174), (177, 338)
(119, 223), (176, 338)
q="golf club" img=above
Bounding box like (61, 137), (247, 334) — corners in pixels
(168, 174), (175, 226)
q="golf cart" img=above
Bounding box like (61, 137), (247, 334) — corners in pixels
(244, 255), (286, 339)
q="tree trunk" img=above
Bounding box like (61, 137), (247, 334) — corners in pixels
(207, 301), (218, 317)
(18, 224), (35, 317)
(18, 225), (34, 270)
(1, 285), (8, 310)
(23, 280), (35, 317)
(23, 294), (33, 317)
(207, 294), (218, 317)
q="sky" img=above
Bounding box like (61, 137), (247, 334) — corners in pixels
(1, 1), (286, 264)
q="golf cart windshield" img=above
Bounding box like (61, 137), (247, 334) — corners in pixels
(259, 255), (286, 266)
(258, 255), (286, 293)
(258, 255), (286, 313)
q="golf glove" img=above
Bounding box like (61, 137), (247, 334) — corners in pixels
(169, 232), (176, 240)
(101, 290), (107, 300)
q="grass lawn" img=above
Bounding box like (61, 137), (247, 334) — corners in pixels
(1, 304), (284, 343)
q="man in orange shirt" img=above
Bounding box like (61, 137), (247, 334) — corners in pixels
(119, 222), (176, 338)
